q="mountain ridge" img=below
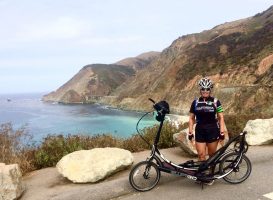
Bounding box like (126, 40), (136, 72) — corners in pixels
(43, 5), (273, 116)
(42, 53), (160, 103)
(100, 5), (273, 114)
(115, 51), (160, 70)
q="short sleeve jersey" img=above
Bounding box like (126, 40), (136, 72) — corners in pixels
(189, 96), (223, 125)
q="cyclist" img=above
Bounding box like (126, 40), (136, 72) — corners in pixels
(188, 77), (225, 184)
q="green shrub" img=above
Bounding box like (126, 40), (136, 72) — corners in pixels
(133, 121), (187, 149)
(34, 134), (122, 169)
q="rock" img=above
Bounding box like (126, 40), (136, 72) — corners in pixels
(0, 163), (25, 200)
(173, 127), (198, 156)
(255, 54), (273, 75)
(56, 148), (133, 183)
(244, 118), (273, 145)
(173, 124), (229, 156)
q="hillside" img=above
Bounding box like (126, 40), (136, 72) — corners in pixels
(44, 6), (273, 116)
(100, 6), (273, 115)
(42, 64), (135, 103)
(115, 51), (160, 70)
(43, 52), (159, 103)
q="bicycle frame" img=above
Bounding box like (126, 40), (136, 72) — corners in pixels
(145, 118), (248, 182)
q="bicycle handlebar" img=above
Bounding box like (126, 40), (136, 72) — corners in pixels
(148, 98), (170, 115)
(148, 98), (156, 104)
(240, 131), (247, 136)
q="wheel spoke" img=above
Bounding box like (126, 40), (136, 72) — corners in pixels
(129, 161), (160, 191)
(220, 152), (251, 184)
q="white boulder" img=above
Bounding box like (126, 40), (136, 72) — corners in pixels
(56, 148), (133, 183)
(244, 118), (273, 145)
(0, 163), (25, 200)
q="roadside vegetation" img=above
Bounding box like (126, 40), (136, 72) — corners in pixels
(0, 113), (272, 174)
(0, 121), (185, 174)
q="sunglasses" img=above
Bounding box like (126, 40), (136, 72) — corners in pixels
(201, 88), (211, 91)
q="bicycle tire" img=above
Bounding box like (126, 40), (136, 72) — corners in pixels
(129, 161), (161, 192)
(219, 152), (252, 184)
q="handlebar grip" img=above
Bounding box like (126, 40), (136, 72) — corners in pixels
(148, 98), (155, 104)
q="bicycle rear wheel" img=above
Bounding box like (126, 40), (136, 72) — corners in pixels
(219, 152), (251, 184)
(129, 161), (161, 192)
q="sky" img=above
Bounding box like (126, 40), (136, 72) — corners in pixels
(0, 0), (272, 94)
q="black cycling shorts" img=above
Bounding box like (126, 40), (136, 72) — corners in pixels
(195, 125), (220, 143)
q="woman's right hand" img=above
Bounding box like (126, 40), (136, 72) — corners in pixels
(188, 113), (195, 141)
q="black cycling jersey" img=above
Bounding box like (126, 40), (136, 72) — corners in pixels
(189, 96), (223, 127)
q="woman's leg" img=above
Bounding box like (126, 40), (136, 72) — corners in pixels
(207, 127), (220, 157)
(206, 140), (219, 176)
(207, 140), (219, 157)
(195, 142), (207, 161)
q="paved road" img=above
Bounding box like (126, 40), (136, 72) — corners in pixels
(113, 145), (273, 200)
(21, 145), (273, 200)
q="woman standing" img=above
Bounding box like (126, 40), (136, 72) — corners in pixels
(188, 77), (225, 161)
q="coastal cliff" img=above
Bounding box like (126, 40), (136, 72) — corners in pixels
(43, 52), (160, 103)
(43, 6), (273, 115)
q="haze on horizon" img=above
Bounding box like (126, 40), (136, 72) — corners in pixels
(0, 0), (272, 94)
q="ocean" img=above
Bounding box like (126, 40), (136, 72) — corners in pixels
(0, 93), (158, 141)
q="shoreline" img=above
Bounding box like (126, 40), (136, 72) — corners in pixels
(42, 99), (189, 116)
(2, 94), (188, 144)
(42, 99), (190, 131)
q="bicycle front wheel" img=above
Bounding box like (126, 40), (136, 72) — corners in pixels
(234, 140), (249, 153)
(220, 152), (252, 184)
(129, 161), (161, 192)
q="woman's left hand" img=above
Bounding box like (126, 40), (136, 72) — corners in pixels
(219, 132), (225, 140)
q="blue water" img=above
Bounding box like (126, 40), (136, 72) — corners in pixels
(0, 93), (157, 141)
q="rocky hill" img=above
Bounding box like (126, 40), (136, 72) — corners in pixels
(100, 6), (273, 115)
(43, 52), (159, 103)
(115, 51), (160, 70)
(43, 64), (135, 103)
(44, 6), (273, 115)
